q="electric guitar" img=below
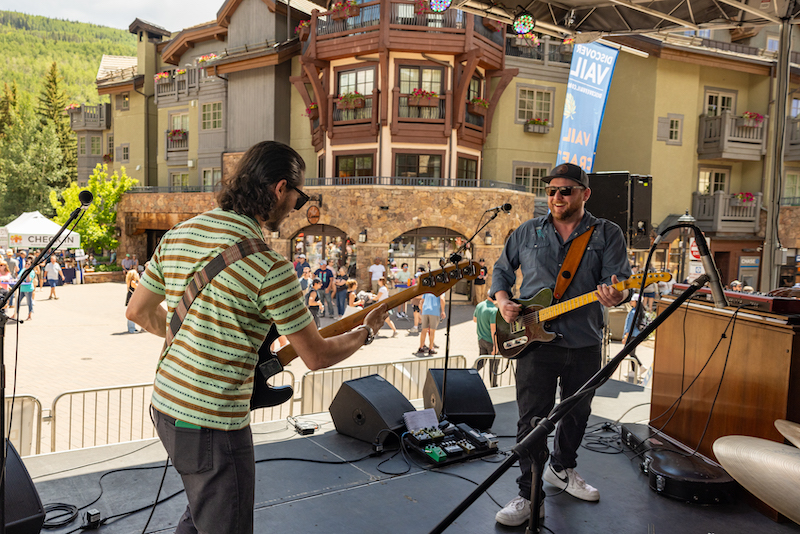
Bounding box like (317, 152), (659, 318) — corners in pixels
(494, 272), (671, 359)
(250, 259), (480, 410)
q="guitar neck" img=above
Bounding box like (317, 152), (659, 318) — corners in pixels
(537, 279), (632, 322)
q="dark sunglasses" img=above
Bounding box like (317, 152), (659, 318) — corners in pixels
(545, 186), (585, 197)
(291, 185), (310, 211)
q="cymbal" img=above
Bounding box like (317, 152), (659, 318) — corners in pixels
(775, 419), (800, 449)
(713, 436), (800, 525)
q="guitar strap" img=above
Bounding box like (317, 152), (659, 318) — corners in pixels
(553, 226), (595, 301)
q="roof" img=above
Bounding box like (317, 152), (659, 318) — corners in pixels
(275, 0), (318, 17)
(4, 212), (81, 242)
(96, 55), (138, 82)
(128, 18), (171, 38)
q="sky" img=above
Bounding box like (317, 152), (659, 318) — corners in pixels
(0, 0), (227, 32)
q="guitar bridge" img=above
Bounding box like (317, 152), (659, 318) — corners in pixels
(503, 336), (528, 350)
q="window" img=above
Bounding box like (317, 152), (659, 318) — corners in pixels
(107, 134), (114, 156)
(698, 167), (729, 194)
(90, 136), (102, 156)
(79, 136), (86, 156)
(171, 112), (189, 131)
(336, 155), (374, 177)
(338, 67), (375, 96)
(202, 168), (222, 189)
(657, 113), (683, 145)
(517, 86), (554, 124)
(116, 93), (130, 111)
(171, 172), (190, 188)
(792, 99), (800, 118)
(785, 172), (800, 204)
(399, 66), (443, 95)
(457, 157), (477, 182)
(395, 154), (442, 178)
(767, 36), (780, 52)
(468, 78), (481, 101)
(121, 144), (130, 163)
(669, 119), (681, 141)
(684, 29), (711, 38)
(201, 103), (222, 130)
(705, 89), (735, 116)
(514, 164), (548, 196)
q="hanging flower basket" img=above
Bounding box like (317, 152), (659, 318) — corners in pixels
(515, 35), (539, 47)
(730, 192), (756, 207)
(737, 112), (764, 128)
(331, 1), (359, 21)
(296, 21), (311, 41)
(414, 0), (432, 14)
(408, 89), (439, 107)
(467, 97), (489, 116)
(167, 129), (187, 141)
(524, 123), (550, 134)
(336, 92), (365, 110)
(482, 18), (502, 32)
(304, 103), (319, 119)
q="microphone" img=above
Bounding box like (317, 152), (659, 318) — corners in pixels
(692, 228), (728, 309)
(487, 203), (512, 214)
(79, 190), (94, 207)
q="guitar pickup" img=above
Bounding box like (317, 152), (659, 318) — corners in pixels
(503, 336), (528, 350)
(510, 320), (525, 334)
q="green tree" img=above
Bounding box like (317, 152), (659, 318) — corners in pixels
(37, 61), (76, 187)
(0, 81), (18, 137)
(0, 103), (66, 224)
(50, 164), (138, 252)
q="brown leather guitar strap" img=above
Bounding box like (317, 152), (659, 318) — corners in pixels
(553, 226), (595, 301)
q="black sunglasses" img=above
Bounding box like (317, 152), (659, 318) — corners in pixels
(291, 185), (310, 211)
(545, 186), (585, 197)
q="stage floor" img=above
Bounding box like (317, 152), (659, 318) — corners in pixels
(23, 381), (800, 534)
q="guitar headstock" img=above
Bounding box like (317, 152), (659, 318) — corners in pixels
(417, 260), (481, 296)
(624, 271), (672, 288)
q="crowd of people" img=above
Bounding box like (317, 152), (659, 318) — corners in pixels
(0, 248), (75, 322)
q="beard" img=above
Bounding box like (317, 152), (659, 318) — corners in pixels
(551, 203), (579, 221)
(264, 195), (294, 232)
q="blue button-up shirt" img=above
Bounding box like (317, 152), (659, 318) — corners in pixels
(491, 211), (631, 349)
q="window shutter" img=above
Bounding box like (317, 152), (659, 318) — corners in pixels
(115, 146), (122, 161)
(656, 117), (670, 141)
(115, 95), (121, 110)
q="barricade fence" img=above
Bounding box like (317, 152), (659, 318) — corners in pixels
(4, 395), (43, 455)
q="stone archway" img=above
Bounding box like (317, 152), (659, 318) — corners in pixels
(289, 224), (353, 275)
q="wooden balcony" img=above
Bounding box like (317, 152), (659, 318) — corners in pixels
(697, 111), (768, 161)
(691, 190), (762, 234)
(155, 67), (203, 104)
(504, 36), (571, 67)
(785, 117), (800, 161)
(165, 131), (189, 164)
(68, 103), (111, 131)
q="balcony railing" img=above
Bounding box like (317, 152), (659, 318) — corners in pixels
(333, 96), (374, 122)
(473, 16), (504, 45)
(317, 2), (381, 35)
(303, 176), (528, 190)
(129, 185), (219, 193)
(505, 36), (572, 65)
(398, 96), (446, 120)
(465, 104), (485, 127)
(165, 131), (189, 160)
(697, 111), (768, 161)
(785, 117), (800, 161)
(69, 103), (111, 131)
(155, 67), (202, 102)
(781, 196), (800, 206)
(389, 4), (465, 29)
(691, 190), (762, 234)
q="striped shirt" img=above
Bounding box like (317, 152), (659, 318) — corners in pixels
(140, 208), (312, 430)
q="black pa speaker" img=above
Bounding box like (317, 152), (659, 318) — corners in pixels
(423, 369), (495, 430)
(4, 440), (45, 534)
(329, 375), (415, 444)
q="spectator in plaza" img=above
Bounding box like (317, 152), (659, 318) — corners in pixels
(473, 290), (498, 386)
(408, 266), (426, 333)
(306, 278), (323, 327)
(5, 249), (18, 277)
(16, 250), (27, 275)
(126, 269), (140, 333)
(731, 280), (743, 292)
(121, 254), (134, 273)
(314, 260), (335, 318)
(0, 260), (15, 320)
(376, 277), (398, 337)
(743, 285), (755, 294)
(343, 279), (365, 318)
(416, 292), (445, 355)
(131, 254), (140, 273)
(368, 257), (386, 294)
(299, 266), (313, 293)
(32, 256), (43, 292)
(473, 258), (488, 305)
(334, 266), (349, 317)
(126, 140), (387, 534)
(45, 255), (64, 300)
(17, 258), (36, 321)
(294, 254), (310, 278)
(623, 293), (646, 382)
(394, 263), (412, 318)
(642, 272), (658, 312)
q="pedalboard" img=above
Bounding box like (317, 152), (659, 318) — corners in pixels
(404, 420), (498, 467)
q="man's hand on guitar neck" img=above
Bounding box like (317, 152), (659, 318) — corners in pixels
(494, 291), (521, 324)
(596, 275), (627, 308)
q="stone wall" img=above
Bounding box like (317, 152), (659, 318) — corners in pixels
(778, 206), (800, 248)
(117, 186), (537, 290)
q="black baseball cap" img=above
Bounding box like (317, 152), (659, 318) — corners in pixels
(543, 163), (590, 188)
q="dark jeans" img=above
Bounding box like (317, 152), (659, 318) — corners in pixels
(336, 289), (348, 316)
(320, 290), (334, 317)
(309, 306), (321, 327)
(152, 407), (255, 534)
(515, 344), (601, 499)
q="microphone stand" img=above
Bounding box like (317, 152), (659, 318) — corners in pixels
(429, 274), (711, 534)
(0, 203), (85, 534)
(437, 209), (504, 421)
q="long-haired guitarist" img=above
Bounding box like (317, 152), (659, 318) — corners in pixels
(491, 163), (631, 527)
(126, 141), (388, 534)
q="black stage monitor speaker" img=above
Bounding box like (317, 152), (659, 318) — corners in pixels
(4, 440), (45, 534)
(329, 374), (415, 444)
(586, 172), (653, 250)
(423, 369), (495, 430)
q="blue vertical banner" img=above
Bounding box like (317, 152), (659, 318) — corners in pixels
(557, 42), (619, 172)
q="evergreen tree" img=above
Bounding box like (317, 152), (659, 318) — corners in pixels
(0, 103), (67, 224)
(50, 164), (138, 252)
(0, 81), (18, 137)
(36, 61), (76, 187)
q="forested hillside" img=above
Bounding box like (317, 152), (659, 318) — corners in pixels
(0, 10), (137, 105)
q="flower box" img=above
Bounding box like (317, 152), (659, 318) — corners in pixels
(467, 102), (488, 116)
(560, 43), (574, 54)
(338, 97), (365, 110)
(482, 18), (502, 32)
(515, 37), (536, 47)
(332, 5), (359, 20)
(525, 123), (549, 134)
(297, 26), (310, 41)
(167, 129), (187, 141)
(736, 117), (760, 128)
(306, 106), (319, 119)
(414, 0), (431, 14)
(729, 197), (747, 207)
(408, 95), (440, 107)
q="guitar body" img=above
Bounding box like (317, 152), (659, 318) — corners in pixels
(495, 289), (556, 359)
(250, 325), (294, 410)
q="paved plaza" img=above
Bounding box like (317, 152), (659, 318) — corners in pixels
(5, 280), (654, 419)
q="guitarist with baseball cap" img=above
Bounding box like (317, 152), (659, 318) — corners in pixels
(491, 163), (631, 526)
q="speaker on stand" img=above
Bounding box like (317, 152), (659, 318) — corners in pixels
(4, 440), (44, 534)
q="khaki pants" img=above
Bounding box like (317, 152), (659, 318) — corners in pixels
(473, 283), (488, 305)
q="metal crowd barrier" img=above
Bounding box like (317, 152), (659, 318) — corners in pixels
(3, 395), (43, 455)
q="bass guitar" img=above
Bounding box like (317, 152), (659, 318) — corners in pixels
(251, 259), (480, 410)
(494, 272), (671, 359)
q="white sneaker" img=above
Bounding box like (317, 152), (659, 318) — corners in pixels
(494, 496), (544, 526)
(542, 465), (600, 502)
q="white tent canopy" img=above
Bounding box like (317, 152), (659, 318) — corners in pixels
(1, 211), (81, 250)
